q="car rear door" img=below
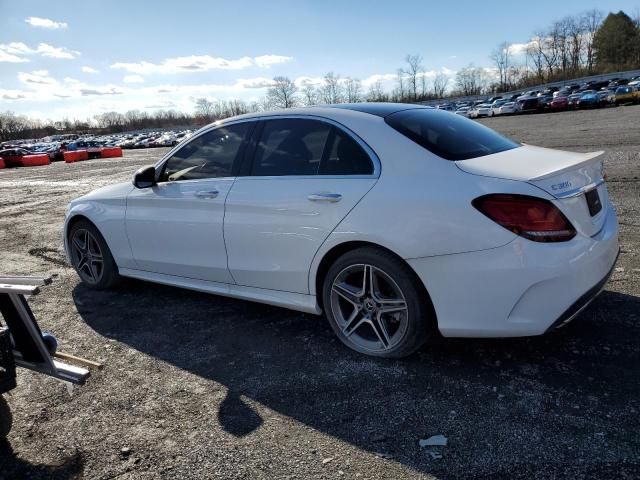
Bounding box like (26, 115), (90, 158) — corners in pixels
(125, 121), (254, 283)
(224, 117), (379, 294)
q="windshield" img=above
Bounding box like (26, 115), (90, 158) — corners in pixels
(385, 108), (520, 161)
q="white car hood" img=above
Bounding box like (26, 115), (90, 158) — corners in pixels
(75, 181), (134, 203)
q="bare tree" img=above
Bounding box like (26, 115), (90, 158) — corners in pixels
(366, 80), (387, 102)
(582, 9), (604, 73)
(491, 42), (511, 91)
(432, 73), (449, 98)
(267, 76), (298, 109)
(320, 72), (344, 104)
(455, 65), (487, 96)
(395, 68), (406, 101)
(301, 84), (318, 106)
(194, 97), (215, 121)
(526, 38), (546, 81)
(344, 78), (363, 103)
(403, 54), (423, 100)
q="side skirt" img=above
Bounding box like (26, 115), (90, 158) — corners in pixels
(119, 268), (322, 315)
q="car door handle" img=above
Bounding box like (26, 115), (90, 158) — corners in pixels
(308, 193), (342, 203)
(195, 190), (219, 199)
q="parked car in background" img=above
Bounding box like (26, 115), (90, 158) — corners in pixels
(517, 97), (539, 113)
(455, 106), (470, 117)
(469, 103), (493, 118)
(537, 95), (554, 111)
(498, 101), (518, 115)
(576, 90), (600, 108)
(615, 85), (639, 105)
(490, 99), (508, 115)
(550, 95), (569, 111)
(567, 93), (582, 109)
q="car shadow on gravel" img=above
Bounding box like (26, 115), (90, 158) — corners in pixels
(0, 439), (84, 480)
(73, 279), (640, 479)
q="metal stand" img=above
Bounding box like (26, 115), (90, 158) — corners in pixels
(0, 276), (90, 386)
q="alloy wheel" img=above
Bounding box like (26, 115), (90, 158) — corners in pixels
(70, 228), (104, 285)
(330, 263), (409, 354)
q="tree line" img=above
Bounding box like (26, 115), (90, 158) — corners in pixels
(1, 9), (638, 142)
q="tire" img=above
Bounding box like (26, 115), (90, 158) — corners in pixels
(0, 395), (11, 441)
(322, 247), (434, 358)
(68, 219), (120, 289)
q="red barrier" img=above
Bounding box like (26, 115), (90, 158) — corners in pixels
(17, 154), (50, 167)
(64, 150), (89, 163)
(100, 146), (123, 158)
(0, 157), (5, 169)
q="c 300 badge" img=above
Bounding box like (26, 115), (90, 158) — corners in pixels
(551, 181), (572, 191)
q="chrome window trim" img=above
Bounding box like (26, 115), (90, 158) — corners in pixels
(153, 114), (381, 180)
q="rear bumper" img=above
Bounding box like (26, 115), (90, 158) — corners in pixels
(545, 249), (619, 332)
(408, 203), (619, 337)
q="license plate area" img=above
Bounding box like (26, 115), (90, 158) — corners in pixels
(585, 188), (602, 217)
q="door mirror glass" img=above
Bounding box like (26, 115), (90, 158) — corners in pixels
(133, 166), (157, 189)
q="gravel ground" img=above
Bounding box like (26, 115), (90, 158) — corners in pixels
(0, 105), (639, 479)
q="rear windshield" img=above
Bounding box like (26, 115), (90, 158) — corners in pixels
(385, 108), (519, 161)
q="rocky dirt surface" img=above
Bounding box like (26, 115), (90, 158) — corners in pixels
(0, 105), (639, 479)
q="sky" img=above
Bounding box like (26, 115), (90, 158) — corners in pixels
(1, 0), (638, 121)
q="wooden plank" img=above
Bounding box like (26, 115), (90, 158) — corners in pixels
(0, 276), (51, 286)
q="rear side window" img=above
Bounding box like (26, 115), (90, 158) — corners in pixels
(160, 123), (250, 181)
(252, 119), (331, 176)
(385, 109), (519, 161)
(319, 128), (373, 175)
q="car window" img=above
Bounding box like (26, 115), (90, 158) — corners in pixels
(319, 128), (374, 175)
(251, 119), (331, 176)
(385, 108), (519, 161)
(160, 123), (250, 182)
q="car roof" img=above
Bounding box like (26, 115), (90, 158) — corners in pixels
(327, 102), (432, 117)
(217, 103), (432, 126)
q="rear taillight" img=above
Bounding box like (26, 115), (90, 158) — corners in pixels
(473, 194), (576, 242)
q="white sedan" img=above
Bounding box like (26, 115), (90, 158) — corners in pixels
(498, 102), (519, 114)
(65, 104), (619, 358)
(468, 103), (493, 118)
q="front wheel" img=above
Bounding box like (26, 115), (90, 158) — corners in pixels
(69, 220), (120, 289)
(322, 247), (434, 358)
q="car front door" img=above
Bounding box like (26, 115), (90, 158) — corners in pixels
(224, 117), (379, 294)
(125, 121), (253, 283)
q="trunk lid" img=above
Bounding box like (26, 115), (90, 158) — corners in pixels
(457, 145), (608, 237)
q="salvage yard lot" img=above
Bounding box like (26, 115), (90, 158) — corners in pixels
(1, 105), (639, 479)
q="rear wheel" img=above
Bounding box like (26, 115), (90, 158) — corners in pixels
(322, 247), (434, 358)
(69, 220), (120, 289)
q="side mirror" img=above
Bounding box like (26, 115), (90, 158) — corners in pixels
(133, 166), (157, 189)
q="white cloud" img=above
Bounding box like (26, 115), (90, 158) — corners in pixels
(37, 43), (80, 59)
(0, 42), (79, 62)
(80, 86), (124, 96)
(294, 76), (324, 87)
(0, 89), (26, 100)
(254, 55), (293, 68)
(507, 41), (537, 55)
(236, 77), (275, 89)
(18, 70), (57, 85)
(25, 17), (68, 29)
(0, 43), (33, 62)
(110, 54), (293, 74)
(123, 74), (145, 83)
(82, 66), (99, 74)
(362, 73), (398, 87)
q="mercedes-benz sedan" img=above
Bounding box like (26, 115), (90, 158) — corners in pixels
(65, 103), (619, 358)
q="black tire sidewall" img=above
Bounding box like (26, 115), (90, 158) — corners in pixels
(0, 395), (12, 441)
(322, 247), (432, 358)
(69, 220), (120, 290)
